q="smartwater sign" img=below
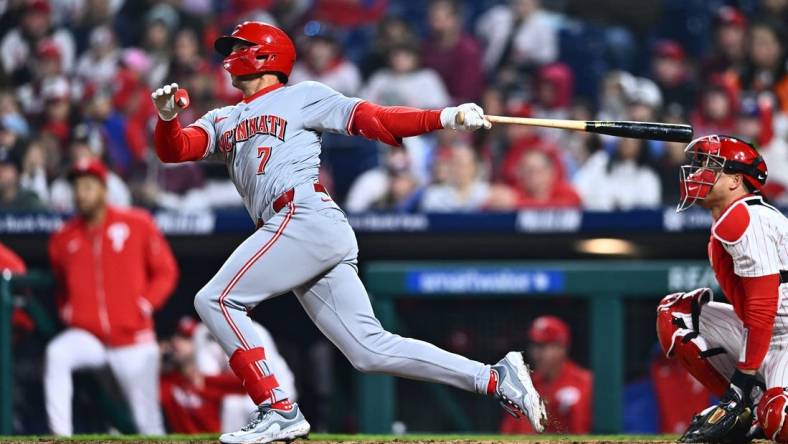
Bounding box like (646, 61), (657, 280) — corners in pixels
(405, 268), (565, 294)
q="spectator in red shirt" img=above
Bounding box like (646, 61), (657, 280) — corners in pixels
(45, 158), (178, 436)
(500, 316), (592, 434)
(422, 0), (484, 104)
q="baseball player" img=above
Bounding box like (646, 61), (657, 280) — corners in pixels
(656, 135), (788, 443)
(151, 22), (547, 443)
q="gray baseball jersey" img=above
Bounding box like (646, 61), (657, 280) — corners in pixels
(189, 81), (492, 410)
(191, 81), (361, 221)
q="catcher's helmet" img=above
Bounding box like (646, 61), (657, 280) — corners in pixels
(677, 134), (768, 212)
(757, 387), (788, 443)
(214, 22), (296, 81)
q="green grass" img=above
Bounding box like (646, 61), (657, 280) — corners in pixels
(0, 434), (680, 442)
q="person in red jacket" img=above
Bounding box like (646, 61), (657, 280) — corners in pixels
(45, 158), (179, 436)
(501, 316), (592, 434)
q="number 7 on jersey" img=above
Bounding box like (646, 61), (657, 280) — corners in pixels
(257, 146), (272, 175)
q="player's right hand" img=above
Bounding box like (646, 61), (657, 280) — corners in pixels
(151, 83), (189, 121)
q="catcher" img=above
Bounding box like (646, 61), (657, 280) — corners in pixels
(657, 134), (788, 443)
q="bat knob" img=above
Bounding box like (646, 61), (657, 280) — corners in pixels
(174, 89), (190, 109)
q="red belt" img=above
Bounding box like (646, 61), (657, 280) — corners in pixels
(257, 183), (328, 229)
(272, 182), (328, 213)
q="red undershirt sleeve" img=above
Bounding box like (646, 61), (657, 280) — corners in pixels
(348, 101), (443, 146)
(738, 274), (780, 371)
(153, 117), (210, 163)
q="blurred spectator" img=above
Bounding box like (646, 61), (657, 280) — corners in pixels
(701, 6), (748, 82)
(75, 25), (120, 90)
(361, 43), (450, 108)
(421, 142), (489, 212)
(598, 71), (636, 122)
(651, 40), (697, 113)
(475, 0), (558, 72)
(310, 0), (388, 28)
(191, 319), (297, 433)
(500, 316), (592, 434)
(423, 0), (484, 104)
(49, 130), (131, 213)
(0, 147), (42, 210)
(574, 137), (662, 210)
(650, 353), (712, 434)
(141, 8), (177, 88)
(511, 149), (581, 208)
(160, 317), (244, 433)
(691, 78), (738, 136)
(360, 17), (419, 79)
(290, 27), (362, 96)
(533, 63), (573, 142)
(1, 0), (76, 81)
(46, 158), (178, 436)
(739, 20), (788, 112)
(345, 147), (421, 212)
(735, 94), (788, 200)
(19, 138), (49, 203)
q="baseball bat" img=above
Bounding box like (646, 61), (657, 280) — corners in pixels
(457, 112), (694, 142)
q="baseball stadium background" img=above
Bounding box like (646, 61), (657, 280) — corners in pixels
(1, 0), (787, 441)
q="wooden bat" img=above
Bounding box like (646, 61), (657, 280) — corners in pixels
(458, 113), (694, 142)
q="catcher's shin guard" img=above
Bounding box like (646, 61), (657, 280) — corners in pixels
(757, 387), (788, 443)
(656, 288), (729, 396)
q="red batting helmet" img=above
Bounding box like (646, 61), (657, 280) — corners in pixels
(677, 135), (768, 212)
(214, 22), (296, 81)
(758, 387), (788, 443)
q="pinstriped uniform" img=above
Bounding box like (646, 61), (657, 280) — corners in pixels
(698, 196), (788, 390)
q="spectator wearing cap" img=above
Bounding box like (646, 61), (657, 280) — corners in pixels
(0, 147), (43, 210)
(533, 63), (574, 143)
(0, 0), (76, 79)
(361, 43), (450, 109)
(475, 0), (558, 72)
(423, 0), (484, 104)
(500, 316), (592, 434)
(289, 25), (362, 96)
(49, 132), (131, 213)
(159, 317), (245, 434)
(46, 158), (178, 435)
(701, 6), (748, 81)
(651, 40), (697, 112)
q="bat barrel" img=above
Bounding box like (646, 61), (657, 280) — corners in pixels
(587, 121), (694, 143)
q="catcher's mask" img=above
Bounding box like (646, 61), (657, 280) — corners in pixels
(677, 135), (767, 212)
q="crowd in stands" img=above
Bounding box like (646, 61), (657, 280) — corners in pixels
(1, 0), (787, 214)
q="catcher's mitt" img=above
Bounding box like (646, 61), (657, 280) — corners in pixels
(679, 395), (753, 443)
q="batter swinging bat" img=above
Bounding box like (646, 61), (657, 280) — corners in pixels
(458, 113), (693, 142)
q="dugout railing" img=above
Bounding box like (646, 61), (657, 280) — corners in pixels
(357, 260), (717, 434)
(1, 261), (715, 435)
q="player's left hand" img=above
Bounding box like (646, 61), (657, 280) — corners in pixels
(679, 370), (756, 443)
(441, 103), (492, 131)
